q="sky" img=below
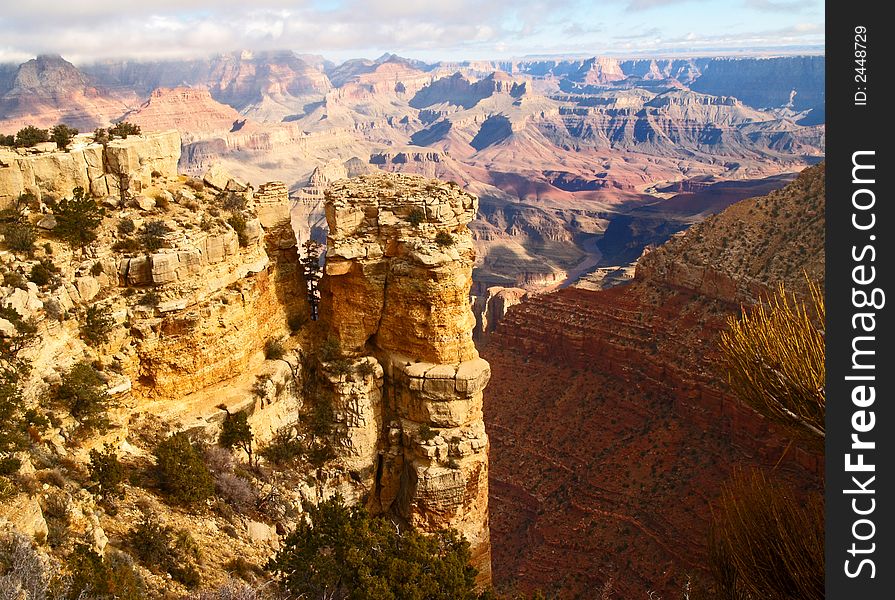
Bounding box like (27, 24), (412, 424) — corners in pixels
(0, 0), (824, 65)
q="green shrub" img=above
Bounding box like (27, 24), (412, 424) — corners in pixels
(317, 337), (342, 363)
(14, 126), (49, 148)
(418, 423), (437, 442)
(140, 290), (161, 307)
(117, 218), (136, 235)
(140, 220), (173, 252)
(407, 207), (425, 226)
(154, 432), (214, 506)
(66, 543), (144, 600)
(109, 121), (141, 139)
(0, 133), (14, 146)
(88, 443), (125, 501)
(260, 427), (305, 466)
(0, 456), (21, 476)
(28, 258), (58, 287)
(130, 514), (202, 589)
(219, 410), (254, 465)
(435, 231), (454, 247)
(54, 362), (111, 431)
(112, 237), (141, 253)
(267, 494), (479, 600)
(81, 304), (116, 346)
(47, 187), (105, 250)
(227, 213), (248, 247)
(93, 128), (109, 145)
(154, 193), (170, 211)
(50, 124), (79, 151)
(1, 221), (37, 253)
(3, 270), (27, 289)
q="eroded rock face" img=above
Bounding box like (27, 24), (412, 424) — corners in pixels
(0, 130), (181, 207)
(319, 172), (491, 583)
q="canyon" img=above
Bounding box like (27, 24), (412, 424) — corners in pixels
(1, 52), (824, 298)
(0, 47), (828, 598)
(482, 164), (825, 597)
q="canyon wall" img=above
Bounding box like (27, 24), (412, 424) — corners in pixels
(0, 130), (181, 207)
(319, 172), (492, 582)
(482, 164), (825, 598)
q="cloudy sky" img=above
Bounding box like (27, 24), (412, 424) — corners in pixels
(0, 0), (824, 64)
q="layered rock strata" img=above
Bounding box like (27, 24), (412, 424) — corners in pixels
(0, 130), (181, 207)
(319, 172), (491, 582)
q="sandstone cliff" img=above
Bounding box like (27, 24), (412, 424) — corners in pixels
(0, 130), (181, 208)
(319, 172), (492, 582)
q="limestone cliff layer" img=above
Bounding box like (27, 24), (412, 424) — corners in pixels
(319, 172), (492, 582)
(0, 130), (181, 207)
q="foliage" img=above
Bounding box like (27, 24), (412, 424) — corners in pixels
(93, 127), (110, 145)
(267, 494), (479, 600)
(154, 432), (215, 506)
(0, 532), (62, 598)
(300, 240), (323, 320)
(81, 303), (116, 346)
(264, 339), (285, 360)
(140, 219), (173, 252)
(108, 121), (141, 139)
(0, 307), (37, 455)
(260, 427), (305, 466)
(130, 515), (202, 588)
(29, 258), (59, 286)
(227, 213), (249, 247)
(719, 281), (824, 449)
(140, 290), (161, 307)
(117, 218), (136, 235)
(50, 124), (79, 151)
(14, 126), (49, 148)
(435, 231), (454, 247)
(46, 187), (105, 250)
(220, 191), (247, 212)
(317, 337), (342, 363)
(54, 362), (111, 431)
(65, 543), (145, 600)
(418, 423), (437, 442)
(88, 443), (126, 501)
(708, 470), (824, 600)
(219, 410), (254, 466)
(2, 222), (37, 254)
(0, 133), (14, 146)
(406, 208), (425, 226)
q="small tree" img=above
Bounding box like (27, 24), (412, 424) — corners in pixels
(47, 187), (105, 250)
(88, 443), (126, 501)
(154, 432), (214, 506)
(0, 133), (15, 146)
(219, 410), (254, 466)
(93, 127), (110, 145)
(50, 124), (79, 151)
(300, 240), (323, 321)
(109, 121), (141, 139)
(14, 125), (49, 148)
(81, 303), (116, 346)
(54, 362), (111, 432)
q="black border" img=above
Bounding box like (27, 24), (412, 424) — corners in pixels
(826, 2), (892, 596)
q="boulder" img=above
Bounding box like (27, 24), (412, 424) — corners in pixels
(36, 215), (57, 230)
(203, 163), (233, 191)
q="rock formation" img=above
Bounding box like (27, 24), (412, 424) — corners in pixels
(482, 164), (825, 598)
(0, 130), (181, 207)
(319, 172), (492, 582)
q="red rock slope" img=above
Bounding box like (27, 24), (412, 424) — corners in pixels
(482, 164), (825, 598)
